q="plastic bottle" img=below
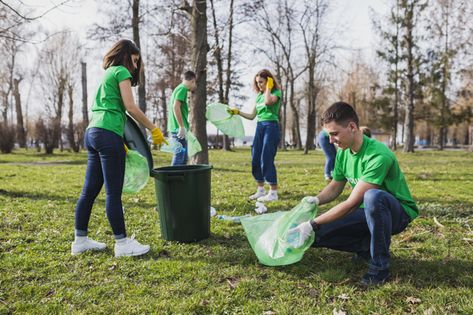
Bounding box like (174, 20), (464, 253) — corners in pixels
(216, 214), (251, 223)
(160, 138), (183, 154)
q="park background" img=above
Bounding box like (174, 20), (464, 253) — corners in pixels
(1, 0), (473, 314)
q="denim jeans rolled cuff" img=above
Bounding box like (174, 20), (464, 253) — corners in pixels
(114, 233), (126, 240)
(251, 121), (280, 185)
(171, 132), (188, 166)
(75, 229), (88, 237)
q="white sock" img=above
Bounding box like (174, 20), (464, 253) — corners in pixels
(116, 238), (127, 244)
(269, 189), (277, 195)
(75, 235), (87, 242)
(257, 186), (265, 193)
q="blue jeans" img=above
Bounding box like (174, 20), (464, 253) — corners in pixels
(314, 189), (411, 273)
(171, 133), (188, 166)
(74, 128), (127, 239)
(318, 131), (336, 179)
(252, 121), (280, 185)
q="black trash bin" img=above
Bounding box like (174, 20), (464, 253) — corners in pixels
(151, 165), (212, 242)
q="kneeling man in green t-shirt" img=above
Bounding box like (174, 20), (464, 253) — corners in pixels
(288, 102), (418, 286)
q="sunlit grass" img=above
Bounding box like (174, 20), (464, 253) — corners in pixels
(1, 148), (472, 313)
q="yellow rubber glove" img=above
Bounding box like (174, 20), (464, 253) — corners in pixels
(266, 77), (274, 91)
(151, 127), (168, 145)
(227, 108), (239, 115)
(124, 144), (129, 155)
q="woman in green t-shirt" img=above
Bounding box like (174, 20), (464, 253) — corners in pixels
(229, 69), (282, 202)
(71, 40), (166, 257)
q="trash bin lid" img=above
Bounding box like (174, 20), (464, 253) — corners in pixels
(123, 114), (153, 172)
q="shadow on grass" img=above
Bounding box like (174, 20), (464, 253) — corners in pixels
(212, 167), (247, 173)
(391, 256), (473, 288)
(0, 188), (72, 201)
(0, 160), (87, 165)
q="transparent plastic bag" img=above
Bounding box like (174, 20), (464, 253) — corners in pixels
(186, 131), (202, 157)
(206, 103), (245, 139)
(160, 137), (183, 154)
(123, 150), (149, 193)
(240, 199), (317, 266)
(206, 102), (232, 121)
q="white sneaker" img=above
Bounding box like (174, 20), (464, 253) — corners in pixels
(71, 237), (106, 255)
(114, 235), (150, 257)
(249, 189), (266, 200)
(257, 191), (278, 202)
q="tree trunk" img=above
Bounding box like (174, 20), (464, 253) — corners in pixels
(189, 0), (209, 164)
(55, 78), (66, 149)
(67, 84), (79, 152)
(132, 0), (147, 114)
(160, 87), (167, 133)
(304, 62), (317, 154)
(81, 61), (89, 125)
(288, 75), (302, 149)
(210, 0), (231, 151)
(13, 78), (26, 148)
(392, 1), (400, 151)
(403, 4), (415, 153)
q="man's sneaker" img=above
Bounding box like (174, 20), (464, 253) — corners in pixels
(114, 235), (150, 257)
(360, 269), (390, 286)
(257, 191), (278, 202)
(71, 237), (106, 255)
(249, 189), (266, 200)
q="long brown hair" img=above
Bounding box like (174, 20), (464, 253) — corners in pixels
(253, 69), (280, 93)
(102, 39), (142, 86)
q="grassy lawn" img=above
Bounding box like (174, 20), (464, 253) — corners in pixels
(1, 148), (472, 314)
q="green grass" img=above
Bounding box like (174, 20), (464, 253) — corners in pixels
(1, 148), (472, 314)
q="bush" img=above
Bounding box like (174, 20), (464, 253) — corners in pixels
(0, 122), (16, 153)
(34, 117), (60, 154)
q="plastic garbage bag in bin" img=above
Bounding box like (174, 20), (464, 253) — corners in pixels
(123, 150), (149, 193)
(206, 103), (245, 139)
(240, 198), (317, 266)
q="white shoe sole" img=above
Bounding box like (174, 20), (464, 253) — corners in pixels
(115, 246), (150, 258)
(71, 246), (106, 255)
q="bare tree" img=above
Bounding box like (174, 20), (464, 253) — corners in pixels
(80, 61), (88, 125)
(298, 0), (331, 154)
(13, 77), (26, 147)
(402, 0), (428, 152)
(37, 31), (81, 152)
(181, 0), (209, 164)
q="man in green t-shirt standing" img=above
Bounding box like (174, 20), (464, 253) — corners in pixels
(288, 102), (418, 286)
(167, 70), (196, 165)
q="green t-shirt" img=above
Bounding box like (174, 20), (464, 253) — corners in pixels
(167, 83), (190, 133)
(88, 66), (132, 137)
(255, 89), (282, 122)
(332, 135), (418, 220)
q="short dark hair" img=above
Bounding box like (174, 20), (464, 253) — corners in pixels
(102, 39), (142, 86)
(321, 102), (359, 127)
(183, 70), (196, 81)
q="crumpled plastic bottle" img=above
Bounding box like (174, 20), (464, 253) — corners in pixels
(160, 138), (183, 154)
(217, 214), (251, 223)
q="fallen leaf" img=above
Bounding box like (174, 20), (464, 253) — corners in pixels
(406, 296), (422, 304)
(308, 288), (319, 298)
(263, 311), (277, 315)
(337, 293), (350, 301)
(333, 308), (346, 315)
